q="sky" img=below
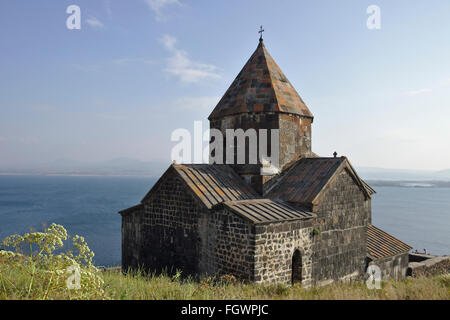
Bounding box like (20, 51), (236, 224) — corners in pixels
(0, 0), (449, 171)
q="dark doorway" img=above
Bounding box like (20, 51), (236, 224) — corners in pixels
(292, 249), (302, 285)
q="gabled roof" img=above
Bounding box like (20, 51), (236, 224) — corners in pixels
(119, 203), (143, 216)
(208, 40), (313, 120)
(223, 199), (315, 224)
(361, 179), (376, 195)
(142, 164), (258, 209)
(266, 157), (374, 206)
(367, 225), (412, 260)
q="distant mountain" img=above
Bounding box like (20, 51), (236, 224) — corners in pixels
(356, 167), (450, 181)
(435, 169), (450, 179)
(0, 158), (169, 177)
(365, 180), (450, 188)
(1, 159), (449, 181)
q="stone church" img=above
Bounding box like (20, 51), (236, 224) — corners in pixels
(119, 36), (412, 287)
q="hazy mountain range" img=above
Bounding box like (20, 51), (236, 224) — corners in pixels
(356, 167), (450, 181)
(0, 158), (169, 178)
(1, 158), (450, 182)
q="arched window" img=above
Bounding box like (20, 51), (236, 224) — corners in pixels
(292, 249), (302, 285)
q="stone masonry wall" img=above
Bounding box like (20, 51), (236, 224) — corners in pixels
(367, 253), (409, 280)
(209, 112), (278, 175)
(312, 169), (371, 286)
(210, 112), (312, 172)
(254, 219), (314, 287)
(408, 255), (450, 277)
(199, 208), (255, 281)
(210, 112), (313, 194)
(121, 206), (143, 270)
(278, 113), (312, 169)
(122, 171), (205, 275)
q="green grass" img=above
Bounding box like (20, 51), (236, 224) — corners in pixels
(1, 261), (449, 300)
(100, 268), (450, 300)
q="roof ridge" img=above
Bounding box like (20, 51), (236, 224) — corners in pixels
(262, 156), (305, 196)
(260, 44), (283, 114)
(261, 44), (308, 117)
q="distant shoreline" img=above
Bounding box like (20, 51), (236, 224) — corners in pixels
(366, 180), (450, 188)
(0, 172), (157, 178)
(1, 172), (450, 188)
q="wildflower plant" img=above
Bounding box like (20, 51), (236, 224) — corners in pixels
(0, 224), (107, 300)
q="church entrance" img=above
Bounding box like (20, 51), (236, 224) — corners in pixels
(291, 249), (302, 285)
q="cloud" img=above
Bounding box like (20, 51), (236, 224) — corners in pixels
(405, 88), (432, 96)
(161, 35), (221, 84)
(161, 34), (177, 50)
(144, 0), (181, 21)
(86, 16), (105, 28)
(173, 96), (221, 111)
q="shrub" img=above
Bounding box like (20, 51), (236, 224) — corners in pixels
(0, 224), (107, 300)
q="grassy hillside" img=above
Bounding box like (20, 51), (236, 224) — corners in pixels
(2, 262), (448, 300)
(1, 224), (448, 300)
(100, 269), (449, 300)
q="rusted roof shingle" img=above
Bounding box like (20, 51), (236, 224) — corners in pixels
(367, 225), (412, 260)
(223, 199), (315, 224)
(267, 157), (346, 204)
(174, 164), (258, 209)
(208, 40), (313, 120)
(267, 157), (374, 205)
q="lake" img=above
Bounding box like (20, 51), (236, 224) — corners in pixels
(0, 175), (448, 266)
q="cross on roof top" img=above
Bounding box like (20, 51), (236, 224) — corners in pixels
(258, 25), (264, 41)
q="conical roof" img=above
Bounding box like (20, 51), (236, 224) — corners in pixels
(208, 40), (313, 120)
